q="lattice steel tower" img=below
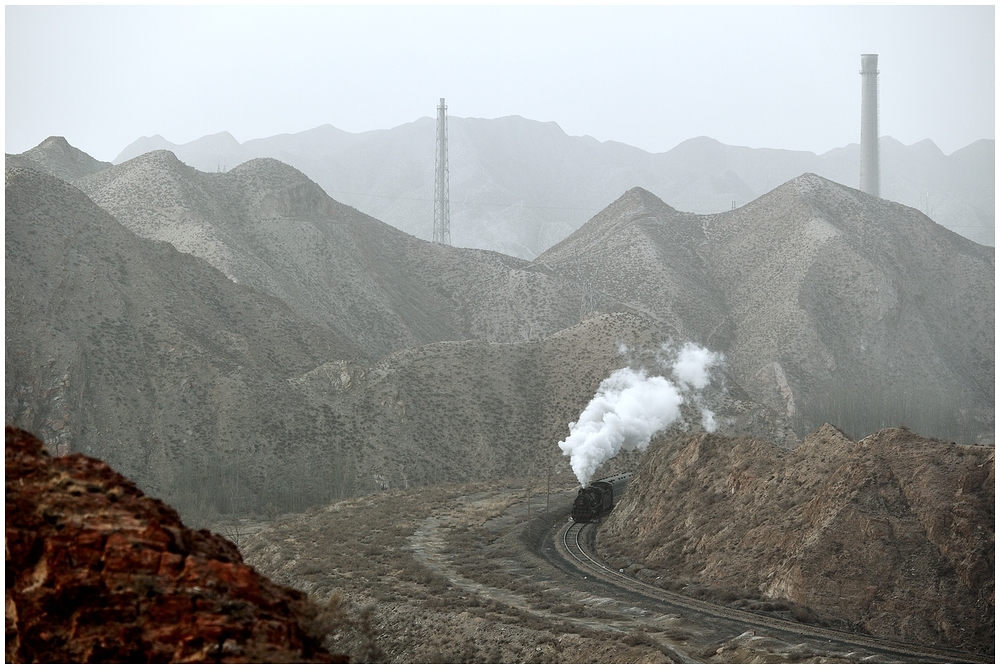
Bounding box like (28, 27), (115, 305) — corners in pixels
(859, 54), (880, 197)
(433, 98), (451, 245)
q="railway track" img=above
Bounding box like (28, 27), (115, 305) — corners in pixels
(556, 520), (991, 664)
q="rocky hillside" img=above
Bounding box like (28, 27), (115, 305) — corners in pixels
(5, 426), (345, 662)
(8, 155), (762, 518)
(6, 140), (993, 522)
(72, 150), (586, 362)
(113, 118), (995, 255)
(290, 311), (788, 495)
(5, 164), (363, 517)
(541, 177), (994, 442)
(706, 174), (993, 440)
(538, 187), (729, 347)
(73, 142), (994, 442)
(597, 425), (995, 656)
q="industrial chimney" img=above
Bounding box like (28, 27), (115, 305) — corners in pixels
(859, 54), (880, 197)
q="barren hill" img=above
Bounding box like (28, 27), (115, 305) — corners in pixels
(538, 186), (730, 348)
(598, 426), (995, 655)
(705, 174), (993, 441)
(289, 311), (787, 495)
(6, 164), (364, 517)
(72, 150), (587, 362)
(6, 140), (994, 522)
(541, 178), (994, 442)
(113, 119), (995, 255)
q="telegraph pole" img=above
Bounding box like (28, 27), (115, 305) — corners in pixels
(433, 98), (451, 245)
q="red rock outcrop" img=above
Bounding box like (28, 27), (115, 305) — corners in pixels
(5, 425), (345, 662)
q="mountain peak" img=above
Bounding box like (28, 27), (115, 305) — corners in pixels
(537, 185), (689, 266)
(613, 186), (680, 215)
(120, 148), (187, 170)
(37, 135), (72, 150)
(908, 138), (945, 159)
(7, 136), (111, 182)
(228, 156), (315, 184)
(113, 135), (177, 164)
(766, 172), (855, 201)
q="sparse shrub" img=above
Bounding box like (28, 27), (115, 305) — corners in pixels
(302, 593), (385, 663)
(789, 602), (818, 624)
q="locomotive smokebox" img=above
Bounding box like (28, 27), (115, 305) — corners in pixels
(570, 472), (633, 523)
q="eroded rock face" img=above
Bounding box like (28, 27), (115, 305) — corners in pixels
(4, 426), (343, 663)
(598, 425), (995, 656)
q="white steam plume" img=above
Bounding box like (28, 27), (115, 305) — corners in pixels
(558, 343), (722, 487)
(672, 342), (723, 391)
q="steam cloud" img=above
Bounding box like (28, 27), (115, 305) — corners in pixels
(558, 343), (723, 487)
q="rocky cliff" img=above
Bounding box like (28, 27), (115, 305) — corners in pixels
(597, 425), (995, 655)
(5, 425), (345, 662)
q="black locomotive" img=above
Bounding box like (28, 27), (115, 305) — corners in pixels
(570, 472), (632, 523)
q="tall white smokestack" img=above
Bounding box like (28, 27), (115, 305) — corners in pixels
(859, 54), (880, 197)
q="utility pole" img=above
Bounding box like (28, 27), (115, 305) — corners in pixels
(433, 98), (451, 245)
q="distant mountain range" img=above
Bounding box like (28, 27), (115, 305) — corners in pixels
(113, 117), (995, 256)
(6, 136), (994, 525)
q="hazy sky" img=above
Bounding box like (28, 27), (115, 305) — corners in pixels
(6, 4), (995, 162)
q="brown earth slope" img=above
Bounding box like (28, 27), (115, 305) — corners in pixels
(598, 425), (994, 656)
(4, 426), (345, 662)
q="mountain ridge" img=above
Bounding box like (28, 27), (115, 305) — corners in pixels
(110, 118), (995, 254)
(5, 162), (364, 515)
(72, 150), (589, 362)
(5, 139), (993, 523)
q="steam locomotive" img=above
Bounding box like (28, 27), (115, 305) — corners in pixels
(570, 472), (632, 523)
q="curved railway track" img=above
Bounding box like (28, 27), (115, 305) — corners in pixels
(556, 520), (991, 664)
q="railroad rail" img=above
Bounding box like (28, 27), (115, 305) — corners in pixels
(557, 521), (991, 664)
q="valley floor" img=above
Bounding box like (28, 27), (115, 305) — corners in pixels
(233, 480), (964, 663)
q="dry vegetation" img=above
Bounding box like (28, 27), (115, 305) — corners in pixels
(239, 480), (686, 662)
(238, 469), (931, 663)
